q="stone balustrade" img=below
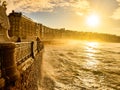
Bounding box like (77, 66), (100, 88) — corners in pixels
(15, 41), (38, 72)
(0, 40), (44, 89)
(15, 42), (33, 66)
(0, 1), (44, 89)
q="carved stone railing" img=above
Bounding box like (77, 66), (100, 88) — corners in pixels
(0, 39), (44, 89)
(15, 42), (36, 72)
(15, 42), (33, 65)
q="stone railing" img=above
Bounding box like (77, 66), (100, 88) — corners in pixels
(0, 41), (44, 89)
(15, 42), (33, 66)
(15, 41), (38, 72)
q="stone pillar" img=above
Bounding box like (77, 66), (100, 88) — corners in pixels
(0, 43), (20, 83)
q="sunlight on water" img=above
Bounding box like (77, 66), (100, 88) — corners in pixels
(84, 42), (100, 69)
(41, 41), (120, 90)
(84, 42), (99, 53)
(86, 42), (99, 47)
(85, 59), (100, 69)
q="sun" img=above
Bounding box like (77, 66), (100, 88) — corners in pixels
(86, 14), (100, 27)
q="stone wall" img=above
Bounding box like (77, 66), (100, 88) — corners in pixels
(7, 51), (43, 90)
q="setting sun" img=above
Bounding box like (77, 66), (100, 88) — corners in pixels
(86, 14), (100, 27)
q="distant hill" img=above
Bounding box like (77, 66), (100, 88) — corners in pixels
(63, 30), (120, 43)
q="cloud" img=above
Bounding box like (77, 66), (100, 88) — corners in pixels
(116, 0), (120, 2)
(2, 0), (90, 14)
(111, 0), (120, 19)
(76, 12), (84, 16)
(5, 0), (56, 13)
(72, 0), (91, 16)
(111, 8), (120, 19)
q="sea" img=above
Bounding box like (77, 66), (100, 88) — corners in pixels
(40, 40), (120, 90)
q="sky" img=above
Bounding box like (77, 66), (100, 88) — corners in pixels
(3, 0), (120, 35)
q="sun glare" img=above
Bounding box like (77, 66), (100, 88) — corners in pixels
(86, 14), (100, 27)
(87, 42), (99, 48)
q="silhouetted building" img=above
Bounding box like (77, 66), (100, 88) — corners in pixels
(8, 10), (37, 40)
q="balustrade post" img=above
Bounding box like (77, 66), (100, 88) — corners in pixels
(0, 43), (20, 83)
